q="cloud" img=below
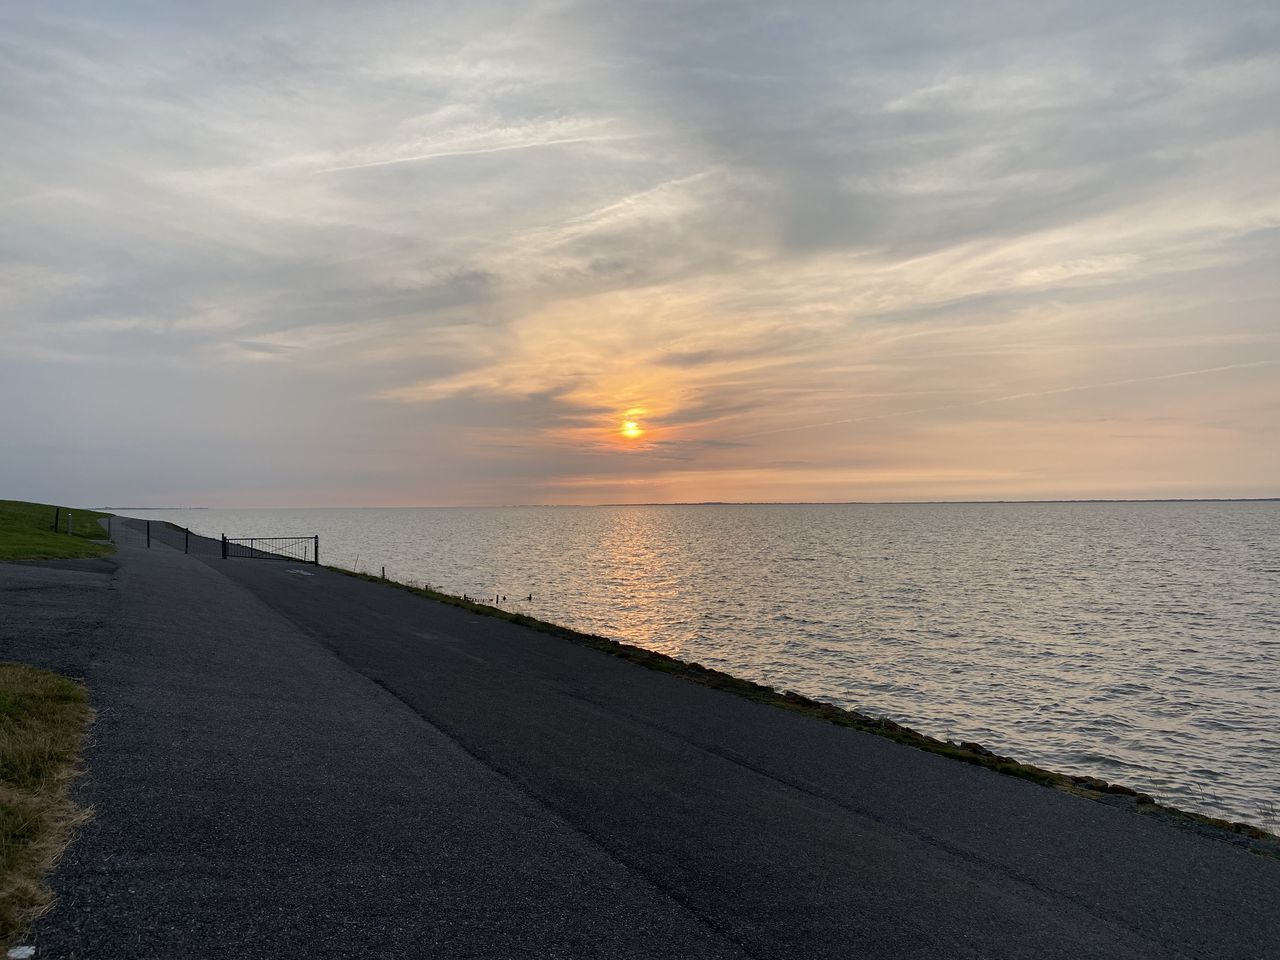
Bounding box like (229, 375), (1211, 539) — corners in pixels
(738, 360), (1280, 439)
(320, 134), (636, 173)
(1, 0), (1278, 504)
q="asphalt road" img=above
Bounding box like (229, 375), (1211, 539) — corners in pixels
(2, 519), (1277, 959)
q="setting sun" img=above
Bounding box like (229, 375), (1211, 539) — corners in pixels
(620, 419), (644, 439)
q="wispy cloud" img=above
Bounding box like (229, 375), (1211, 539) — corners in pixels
(738, 361), (1280, 439)
(319, 134), (637, 172)
(1, 1), (1278, 504)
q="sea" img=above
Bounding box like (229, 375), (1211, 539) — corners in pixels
(116, 501), (1280, 827)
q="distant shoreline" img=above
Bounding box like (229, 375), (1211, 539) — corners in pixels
(108, 498), (1279, 510)
(597, 497), (1280, 507)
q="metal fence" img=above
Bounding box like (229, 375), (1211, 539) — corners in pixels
(221, 535), (319, 565)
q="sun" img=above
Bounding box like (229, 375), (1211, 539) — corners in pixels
(620, 419), (644, 440)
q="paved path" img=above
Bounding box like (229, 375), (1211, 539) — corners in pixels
(2, 521), (1277, 959)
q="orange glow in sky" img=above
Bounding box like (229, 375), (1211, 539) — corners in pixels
(6, 1), (1278, 509)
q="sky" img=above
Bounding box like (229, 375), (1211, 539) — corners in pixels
(2, 0), (1278, 506)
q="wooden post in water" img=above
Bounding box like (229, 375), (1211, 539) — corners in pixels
(185, 528), (190, 554)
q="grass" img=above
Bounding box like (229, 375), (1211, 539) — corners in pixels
(334, 566), (1279, 855)
(0, 500), (113, 562)
(0, 663), (92, 949)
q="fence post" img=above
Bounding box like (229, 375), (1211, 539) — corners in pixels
(52, 507), (60, 532)
(314, 535), (319, 567)
(222, 534), (227, 559)
(185, 528), (190, 554)
(146, 520), (150, 548)
(67, 514), (73, 535)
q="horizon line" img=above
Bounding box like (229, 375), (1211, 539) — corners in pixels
(102, 496), (1280, 510)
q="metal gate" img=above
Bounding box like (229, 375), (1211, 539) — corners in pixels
(221, 535), (319, 565)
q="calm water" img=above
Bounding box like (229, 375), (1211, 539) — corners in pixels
(120, 502), (1280, 826)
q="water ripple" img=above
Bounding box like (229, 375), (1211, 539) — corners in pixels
(126, 501), (1280, 827)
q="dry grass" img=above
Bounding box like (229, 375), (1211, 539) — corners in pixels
(0, 663), (92, 949)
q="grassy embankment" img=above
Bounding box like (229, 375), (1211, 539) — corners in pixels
(335, 565), (1278, 854)
(0, 664), (92, 948)
(0, 500), (113, 562)
(0, 500), (104, 945)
